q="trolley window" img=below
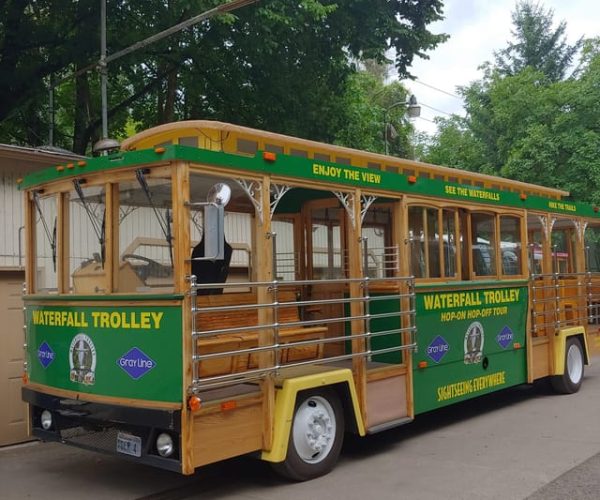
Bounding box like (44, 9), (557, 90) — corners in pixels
(471, 212), (497, 277)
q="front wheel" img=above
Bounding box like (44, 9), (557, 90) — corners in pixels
(272, 388), (344, 481)
(551, 337), (585, 394)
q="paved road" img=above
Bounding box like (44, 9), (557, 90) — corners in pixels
(2, 360), (600, 500)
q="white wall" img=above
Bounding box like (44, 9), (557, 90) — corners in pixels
(0, 165), (25, 269)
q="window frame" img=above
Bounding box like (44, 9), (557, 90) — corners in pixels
(405, 197), (527, 282)
(406, 202), (460, 282)
(468, 210), (527, 281)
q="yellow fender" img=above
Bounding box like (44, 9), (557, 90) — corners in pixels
(553, 326), (590, 376)
(261, 368), (365, 463)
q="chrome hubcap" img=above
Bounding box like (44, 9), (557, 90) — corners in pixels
(567, 343), (583, 384)
(292, 396), (336, 464)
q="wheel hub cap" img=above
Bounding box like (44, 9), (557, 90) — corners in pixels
(567, 343), (583, 384)
(293, 396), (336, 464)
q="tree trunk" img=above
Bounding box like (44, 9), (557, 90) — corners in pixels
(73, 72), (93, 154)
(162, 68), (178, 124)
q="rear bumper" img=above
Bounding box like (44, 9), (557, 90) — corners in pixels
(22, 387), (183, 473)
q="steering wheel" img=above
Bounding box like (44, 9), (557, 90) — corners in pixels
(122, 254), (168, 281)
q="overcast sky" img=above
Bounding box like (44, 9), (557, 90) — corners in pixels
(401, 0), (600, 135)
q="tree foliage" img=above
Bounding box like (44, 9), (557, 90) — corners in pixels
(421, 2), (600, 204)
(0, 0), (447, 153)
(493, 1), (582, 81)
(416, 115), (485, 170)
(333, 71), (416, 158)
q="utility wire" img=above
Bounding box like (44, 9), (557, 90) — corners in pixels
(419, 102), (454, 116)
(413, 79), (462, 100)
(53, 0), (259, 88)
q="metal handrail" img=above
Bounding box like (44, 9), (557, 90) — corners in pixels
(189, 275), (416, 391)
(530, 271), (595, 335)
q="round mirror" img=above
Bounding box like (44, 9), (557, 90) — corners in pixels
(207, 183), (232, 206)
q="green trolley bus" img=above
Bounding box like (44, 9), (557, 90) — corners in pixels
(20, 120), (600, 480)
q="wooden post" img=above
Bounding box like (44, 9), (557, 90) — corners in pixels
(395, 197), (414, 418)
(255, 176), (275, 451)
(24, 192), (35, 294)
(542, 216), (555, 373)
(57, 192), (70, 294)
(576, 219), (587, 327)
(348, 188), (367, 425)
(172, 161), (194, 474)
(105, 183), (119, 293)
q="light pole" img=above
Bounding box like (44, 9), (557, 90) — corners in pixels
(384, 94), (420, 156)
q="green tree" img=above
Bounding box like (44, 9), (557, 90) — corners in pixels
(0, 0), (447, 153)
(332, 72), (415, 158)
(422, 1), (600, 204)
(493, 1), (582, 81)
(418, 115), (486, 170)
(501, 50), (600, 203)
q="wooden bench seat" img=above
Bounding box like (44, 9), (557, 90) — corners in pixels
(195, 291), (327, 377)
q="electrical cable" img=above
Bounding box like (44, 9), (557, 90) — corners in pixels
(413, 79), (462, 99)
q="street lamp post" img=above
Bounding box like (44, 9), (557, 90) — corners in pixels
(384, 94), (420, 156)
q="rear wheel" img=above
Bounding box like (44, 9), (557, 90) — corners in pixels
(272, 388), (344, 481)
(551, 337), (584, 394)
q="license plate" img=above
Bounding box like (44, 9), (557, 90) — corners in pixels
(116, 432), (142, 457)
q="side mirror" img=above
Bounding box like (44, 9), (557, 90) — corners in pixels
(207, 183), (231, 206)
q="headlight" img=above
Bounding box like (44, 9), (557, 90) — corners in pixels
(40, 410), (53, 430)
(156, 433), (174, 457)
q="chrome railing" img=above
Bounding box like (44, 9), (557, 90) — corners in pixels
(188, 275), (416, 392)
(530, 272), (595, 335)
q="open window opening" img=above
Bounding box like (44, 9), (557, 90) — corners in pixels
(117, 170), (174, 293)
(32, 192), (57, 294)
(408, 205), (459, 280)
(69, 183), (107, 294)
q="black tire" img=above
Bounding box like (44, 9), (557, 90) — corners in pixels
(550, 337), (585, 394)
(272, 388), (344, 481)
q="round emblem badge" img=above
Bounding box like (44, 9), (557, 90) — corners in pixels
(464, 321), (484, 364)
(69, 334), (97, 385)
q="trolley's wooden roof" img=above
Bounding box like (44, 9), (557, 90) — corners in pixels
(122, 120), (569, 200)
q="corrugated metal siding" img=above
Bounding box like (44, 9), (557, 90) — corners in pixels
(0, 167), (25, 268)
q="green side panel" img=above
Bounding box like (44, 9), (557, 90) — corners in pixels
(413, 286), (528, 414)
(344, 293), (403, 364)
(26, 304), (182, 403)
(369, 294), (403, 364)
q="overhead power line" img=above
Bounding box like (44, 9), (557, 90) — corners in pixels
(419, 102), (454, 116)
(105, 0), (258, 65)
(413, 79), (462, 100)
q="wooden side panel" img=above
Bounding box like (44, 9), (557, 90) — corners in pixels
(192, 402), (263, 467)
(531, 339), (551, 380)
(366, 375), (408, 429)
